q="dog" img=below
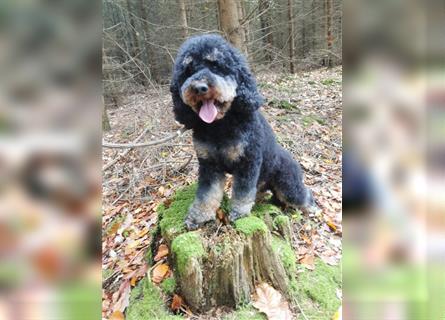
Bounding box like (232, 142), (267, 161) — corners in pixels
(170, 34), (316, 230)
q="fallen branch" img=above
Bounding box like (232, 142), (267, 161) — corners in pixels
(102, 127), (187, 171)
(103, 128), (187, 149)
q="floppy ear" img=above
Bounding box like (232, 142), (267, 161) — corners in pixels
(170, 82), (199, 129)
(233, 61), (264, 113)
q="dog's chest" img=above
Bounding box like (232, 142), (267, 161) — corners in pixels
(193, 139), (246, 162)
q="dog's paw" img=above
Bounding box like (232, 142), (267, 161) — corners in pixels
(300, 204), (322, 216)
(228, 210), (249, 222)
(184, 208), (215, 230)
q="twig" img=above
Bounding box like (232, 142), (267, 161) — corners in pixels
(103, 125), (151, 171)
(293, 296), (309, 320)
(103, 128), (188, 149)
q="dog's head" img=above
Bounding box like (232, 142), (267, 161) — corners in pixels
(170, 34), (263, 126)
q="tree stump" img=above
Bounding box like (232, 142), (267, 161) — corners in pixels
(155, 184), (297, 312)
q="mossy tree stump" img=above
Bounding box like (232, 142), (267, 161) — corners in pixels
(156, 184), (297, 312)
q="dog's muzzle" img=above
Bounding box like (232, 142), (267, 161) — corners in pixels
(181, 69), (237, 124)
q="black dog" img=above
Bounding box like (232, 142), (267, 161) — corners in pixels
(170, 34), (315, 230)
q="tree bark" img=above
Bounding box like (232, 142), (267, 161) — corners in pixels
(217, 0), (247, 55)
(179, 0), (189, 39)
(259, 0), (274, 62)
(325, 0), (333, 67)
(138, 0), (159, 82)
(102, 100), (111, 131)
(287, 0), (295, 73)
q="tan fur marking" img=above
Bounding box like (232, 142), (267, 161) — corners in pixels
(224, 142), (245, 162)
(193, 140), (210, 159)
(190, 178), (225, 218)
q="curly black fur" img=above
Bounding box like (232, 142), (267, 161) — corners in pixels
(170, 34), (315, 230)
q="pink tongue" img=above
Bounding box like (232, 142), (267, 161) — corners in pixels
(199, 100), (218, 123)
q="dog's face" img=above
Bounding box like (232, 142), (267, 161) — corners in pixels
(179, 47), (238, 124)
(180, 58), (237, 123)
(171, 35), (262, 126)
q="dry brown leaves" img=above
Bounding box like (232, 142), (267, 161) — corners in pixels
(109, 310), (125, 320)
(171, 294), (183, 311)
(154, 244), (169, 261)
(252, 283), (293, 320)
(152, 263), (170, 284)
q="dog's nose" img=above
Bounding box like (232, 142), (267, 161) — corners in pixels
(192, 83), (208, 95)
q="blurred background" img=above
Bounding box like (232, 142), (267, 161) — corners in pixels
(0, 0), (101, 319)
(343, 0), (445, 319)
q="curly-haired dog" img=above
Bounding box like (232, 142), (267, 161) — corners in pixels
(170, 34), (316, 230)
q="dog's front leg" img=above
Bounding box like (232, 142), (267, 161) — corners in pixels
(229, 160), (261, 221)
(185, 163), (226, 230)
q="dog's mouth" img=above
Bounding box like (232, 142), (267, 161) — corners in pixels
(197, 99), (224, 124)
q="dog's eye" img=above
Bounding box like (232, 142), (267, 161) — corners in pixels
(184, 63), (194, 75)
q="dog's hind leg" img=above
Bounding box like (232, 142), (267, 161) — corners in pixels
(185, 164), (226, 230)
(271, 151), (317, 212)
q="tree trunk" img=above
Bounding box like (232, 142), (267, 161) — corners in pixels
(325, 0), (333, 67)
(155, 185), (295, 312)
(102, 100), (111, 131)
(287, 0), (295, 73)
(259, 0), (274, 62)
(179, 0), (188, 39)
(217, 0), (247, 55)
(138, 0), (160, 82)
(125, 0), (140, 57)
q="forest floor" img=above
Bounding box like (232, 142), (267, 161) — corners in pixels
(102, 66), (342, 319)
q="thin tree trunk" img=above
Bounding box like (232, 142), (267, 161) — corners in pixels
(179, 0), (188, 39)
(259, 0), (274, 62)
(125, 0), (140, 57)
(325, 0), (333, 67)
(287, 0), (295, 73)
(217, 0), (247, 55)
(102, 98), (111, 131)
(138, 0), (159, 82)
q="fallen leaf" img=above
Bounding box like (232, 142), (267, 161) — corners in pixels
(152, 263), (169, 283)
(216, 208), (225, 221)
(299, 254), (315, 270)
(320, 255), (338, 266)
(252, 283), (292, 320)
(171, 294), (183, 311)
(216, 208), (229, 224)
(163, 198), (173, 208)
(326, 219), (337, 232)
(137, 227), (149, 238)
(130, 277), (137, 287)
(107, 221), (122, 237)
(109, 310), (125, 320)
(113, 280), (131, 312)
(154, 244), (169, 261)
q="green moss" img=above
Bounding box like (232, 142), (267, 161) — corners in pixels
(271, 236), (296, 275)
(126, 278), (183, 320)
(158, 184), (197, 241)
(290, 210), (302, 222)
(251, 203), (282, 218)
(171, 231), (205, 276)
(160, 277), (176, 296)
(302, 114), (326, 127)
(291, 259), (341, 319)
(223, 306), (266, 320)
(234, 216), (268, 236)
(273, 215), (289, 228)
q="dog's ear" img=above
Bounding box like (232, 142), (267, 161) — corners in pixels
(170, 83), (199, 129)
(234, 62), (264, 113)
